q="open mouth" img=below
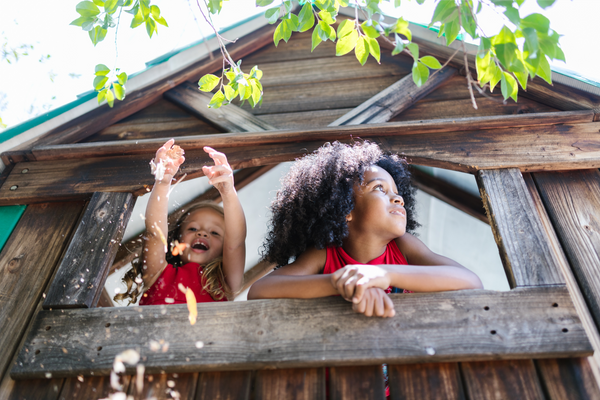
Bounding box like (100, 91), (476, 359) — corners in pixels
(191, 240), (209, 251)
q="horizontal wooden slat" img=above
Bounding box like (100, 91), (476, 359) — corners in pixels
(11, 286), (592, 379)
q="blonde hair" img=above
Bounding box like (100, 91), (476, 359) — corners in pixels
(114, 201), (232, 304)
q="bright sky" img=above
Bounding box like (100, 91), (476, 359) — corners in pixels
(1, 0), (598, 130)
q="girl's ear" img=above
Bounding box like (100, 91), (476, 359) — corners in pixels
(346, 212), (353, 223)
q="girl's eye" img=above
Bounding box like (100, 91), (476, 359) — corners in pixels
(374, 185), (385, 192)
(211, 231), (220, 236)
(188, 227), (197, 232)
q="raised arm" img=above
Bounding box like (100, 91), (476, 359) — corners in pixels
(202, 147), (246, 294)
(247, 247), (338, 299)
(142, 139), (185, 288)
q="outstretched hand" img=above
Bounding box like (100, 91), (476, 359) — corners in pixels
(331, 264), (390, 304)
(352, 287), (395, 318)
(151, 139), (185, 183)
(202, 147), (235, 195)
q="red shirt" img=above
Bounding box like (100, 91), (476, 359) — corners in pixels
(322, 241), (410, 294)
(140, 262), (227, 306)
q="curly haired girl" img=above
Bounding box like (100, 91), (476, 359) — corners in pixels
(115, 139), (246, 305)
(248, 141), (482, 317)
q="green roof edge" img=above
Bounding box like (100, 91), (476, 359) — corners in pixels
(0, 205), (27, 253)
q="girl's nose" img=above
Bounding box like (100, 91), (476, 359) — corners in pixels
(197, 231), (208, 237)
(392, 195), (405, 206)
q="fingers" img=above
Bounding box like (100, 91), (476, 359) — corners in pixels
(202, 165), (233, 185)
(382, 293), (396, 318)
(351, 288), (395, 318)
(204, 146), (230, 167)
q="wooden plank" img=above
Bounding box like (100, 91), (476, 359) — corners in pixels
(129, 373), (197, 400)
(411, 167), (488, 224)
(533, 170), (600, 331)
(59, 375), (131, 400)
(388, 363), (464, 400)
(0, 202), (84, 380)
(476, 168), (566, 287)
(257, 109), (353, 130)
(96, 288), (114, 308)
(0, 375), (64, 400)
(43, 192), (135, 309)
(12, 286), (592, 378)
(164, 82), (275, 132)
(329, 366), (385, 400)
(331, 67), (456, 125)
(16, 24), (277, 148)
(196, 371), (250, 400)
(255, 368), (324, 400)
(536, 358), (600, 400)
(460, 360), (545, 400)
(5, 118), (600, 205)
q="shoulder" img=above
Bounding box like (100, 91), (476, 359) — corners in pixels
(394, 233), (433, 264)
(271, 247), (327, 276)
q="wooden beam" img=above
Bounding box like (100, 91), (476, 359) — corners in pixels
(476, 169), (565, 287)
(329, 366), (384, 400)
(11, 286), (592, 379)
(330, 67), (457, 126)
(0, 202), (84, 380)
(535, 358), (600, 399)
(460, 360), (545, 399)
(197, 371), (250, 400)
(43, 192), (135, 309)
(410, 167), (488, 224)
(255, 368), (324, 400)
(25, 110), (594, 161)
(388, 363), (464, 400)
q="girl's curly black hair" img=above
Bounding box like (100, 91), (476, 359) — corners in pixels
(262, 141), (418, 267)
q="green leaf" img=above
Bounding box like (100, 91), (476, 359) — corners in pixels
(319, 10), (335, 24)
(298, 3), (314, 32)
(394, 0), (401, 6)
(420, 55), (442, 69)
(500, 71), (518, 102)
(150, 5), (160, 19)
(104, 0), (118, 14)
(256, 0), (274, 6)
(406, 42), (419, 59)
(117, 72), (128, 85)
(70, 16), (92, 27)
(520, 13), (550, 33)
(391, 34), (404, 56)
(460, 3), (477, 39)
(250, 66), (263, 80)
(491, 25), (516, 46)
(140, 0), (150, 18)
(250, 80), (261, 105)
(476, 51), (492, 86)
(273, 21), (286, 46)
(536, 53), (552, 84)
(554, 46), (565, 62)
(207, 0), (224, 14)
(355, 36), (369, 66)
(522, 27), (538, 56)
(539, 36), (557, 59)
(536, 0), (556, 9)
(503, 6), (520, 26)
(392, 17), (411, 41)
(337, 19), (354, 39)
(513, 70), (528, 90)
(105, 88), (115, 107)
(145, 18), (156, 38)
(154, 16), (168, 27)
(76, 1), (100, 17)
(208, 90), (225, 108)
(95, 64), (110, 76)
(336, 29), (358, 56)
(223, 84), (236, 101)
(113, 82), (125, 100)
(318, 20), (335, 42)
(93, 75), (109, 90)
(366, 37), (380, 63)
(131, 8), (145, 28)
(93, 0), (105, 6)
(431, 0), (457, 24)
(97, 89), (107, 104)
(265, 7), (280, 24)
(198, 74), (220, 92)
(361, 21), (380, 38)
(311, 26), (323, 51)
(89, 25), (107, 46)
(412, 61), (429, 86)
(444, 19), (460, 45)
(490, 65), (502, 92)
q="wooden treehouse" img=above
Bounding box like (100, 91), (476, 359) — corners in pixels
(2, 8), (600, 400)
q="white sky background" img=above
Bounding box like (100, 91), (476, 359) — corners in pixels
(0, 0), (599, 129)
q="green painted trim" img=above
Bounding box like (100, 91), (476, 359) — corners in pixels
(0, 205), (27, 253)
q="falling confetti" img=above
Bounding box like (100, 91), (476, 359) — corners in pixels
(171, 240), (188, 257)
(178, 283), (197, 325)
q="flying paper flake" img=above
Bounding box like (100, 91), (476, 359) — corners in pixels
(195, 341), (204, 349)
(171, 241), (188, 257)
(165, 297), (175, 304)
(149, 340), (160, 352)
(118, 349), (141, 365)
(150, 144), (184, 181)
(45, 372), (52, 379)
(178, 284), (197, 325)
(110, 370), (122, 391)
(167, 380), (175, 388)
(136, 364), (145, 394)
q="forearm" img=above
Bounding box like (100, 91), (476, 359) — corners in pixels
(384, 264), (483, 291)
(145, 181), (171, 236)
(248, 274), (338, 299)
(221, 189), (246, 251)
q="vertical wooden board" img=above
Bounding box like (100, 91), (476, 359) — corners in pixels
(536, 358), (600, 400)
(0, 375), (64, 400)
(329, 366), (385, 400)
(255, 368), (325, 400)
(533, 170), (600, 331)
(44, 192), (135, 309)
(0, 202), (84, 380)
(128, 372), (197, 399)
(477, 168), (565, 287)
(196, 371), (250, 400)
(58, 375), (130, 400)
(460, 360), (545, 400)
(388, 363), (464, 400)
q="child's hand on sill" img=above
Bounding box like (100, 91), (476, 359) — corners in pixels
(331, 264), (391, 304)
(352, 287), (395, 318)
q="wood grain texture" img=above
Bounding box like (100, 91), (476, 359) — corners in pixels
(411, 167), (487, 224)
(331, 67), (457, 126)
(255, 368), (324, 400)
(329, 366), (385, 400)
(257, 109), (353, 130)
(196, 371), (250, 400)
(477, 168), (566, 287)
(43, 192), (135, 309)
(533, 170), (600, 331)
(164, 82), (275, 132)
(128, 373), (197, 400)
(0, 202), (84, 380)
(536, 358), (600, 400)
(0, 375), (64, 400)
(388, 363), (464, 400)
(59, 375), (130, 400)
(12, 287), (591, 379)
(460, 360), (545, 400)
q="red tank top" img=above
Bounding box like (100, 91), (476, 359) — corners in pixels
(139, 262), (227, 306)
(322, 241), (410, 294)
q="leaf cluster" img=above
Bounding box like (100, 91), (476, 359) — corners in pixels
(94, 64), (128, 107)
(199, 64), (264, 109)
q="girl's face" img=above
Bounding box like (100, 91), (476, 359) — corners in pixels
(178, 208), (225, 265)
(347, 165), (407, 240)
